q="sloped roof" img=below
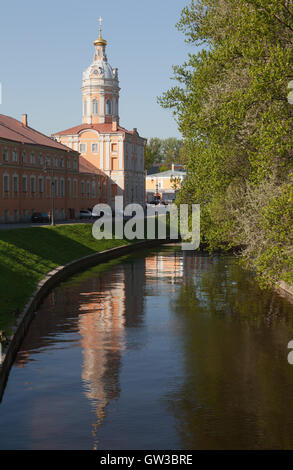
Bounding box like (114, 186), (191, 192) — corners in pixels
(0, 114), (74, 152)
(78, 155), (107, 177)
(53, 122), (137, 137)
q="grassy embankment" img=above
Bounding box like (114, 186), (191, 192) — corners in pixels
(0, 224), (129, 335)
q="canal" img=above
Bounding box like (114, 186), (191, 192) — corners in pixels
(0, 247), (293, 450)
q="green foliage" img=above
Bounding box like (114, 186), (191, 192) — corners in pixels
(145, 137), (185, 170)
(159, 0), (293, 286)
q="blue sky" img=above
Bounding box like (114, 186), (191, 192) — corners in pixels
(0, 0), (194, 140)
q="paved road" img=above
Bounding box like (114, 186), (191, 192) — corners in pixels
(0, 220), (94, 230)
(0, 205), (171, 230)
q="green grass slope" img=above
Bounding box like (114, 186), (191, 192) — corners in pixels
(0, 225), (128, 334)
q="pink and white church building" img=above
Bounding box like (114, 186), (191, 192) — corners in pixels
(53, 20), (146, 208)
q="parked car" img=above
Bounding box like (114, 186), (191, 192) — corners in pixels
(31, 212), (49, 223)
(149, 200), (160, 205)
(79, 210), (92, 219)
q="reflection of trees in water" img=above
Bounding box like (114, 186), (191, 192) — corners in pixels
(167, 255), (293, 449)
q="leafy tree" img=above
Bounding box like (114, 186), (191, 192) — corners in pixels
(159, 0), (293, 286)
(144, 137), (163, 170)
(145, 137), (185, 171)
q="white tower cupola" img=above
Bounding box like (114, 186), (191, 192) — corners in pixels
(82, 18), (120, 125)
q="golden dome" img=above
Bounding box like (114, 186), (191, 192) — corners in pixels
(94, 36), (107, 47)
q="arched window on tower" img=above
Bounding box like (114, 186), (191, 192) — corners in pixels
(106, 99), (112, 115)
(92, 99), (98, 115)
(83, 100), (87, 116)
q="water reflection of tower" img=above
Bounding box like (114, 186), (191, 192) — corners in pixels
(145, 249), (184, 288)
(78, 257), (145, 448)
(123, 258), (146, 328)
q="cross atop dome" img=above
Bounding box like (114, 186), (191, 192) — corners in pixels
(94, 17), (107, 47)
(98, 16), (103, 34)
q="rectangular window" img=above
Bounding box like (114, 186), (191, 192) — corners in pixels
(39, 154), (43, 166)
(60, 158), (65, 168)
(3, 148), (9, 162)
(86, 181), (90, 195)
(54, 157), (58, 168)
(30, 176), (36, 193)
(79, 143), (86, 153)
(3, 175), (9, 192)
(60, 179), (65, 197)
(22, 176), (27, 192)
(67, 158), (71, 169)
(73, 158), (78, 170)
(13, 176), (18, 193)
(111, 143), (118, 153)
(38, 178), (43, 193)
(22, 152), (26, 163)
(81, 181), (85, 195)
(30, 152), (35, 164)
(92, 143), (99, 153)
(12, 150), (18, 162)
(67, 180), (71, 198)
(92, 181), (96, 197)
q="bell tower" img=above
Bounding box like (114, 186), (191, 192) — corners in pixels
(82, 18), (120, 125)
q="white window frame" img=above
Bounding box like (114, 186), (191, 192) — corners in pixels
(73, 178), (78, 198)
(30, 152), (35, 164)
(30, 175), (36, 193)
(92, 180), (96, 197)
(12, 149), (18, 163)
(67, 178), (71, 198)
(22, 175), (28, 192)
(60, 178), (65, 197)
(12, 174), (19, 193)
(38, 176), (44, 193)
(79, 143), (87, 153)
(92, 99), (98, 115)
(3, 173), (9, 193)
(3, 148), (9, 162)
(92, 143), (99, 153)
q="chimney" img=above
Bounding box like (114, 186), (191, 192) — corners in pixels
(112, 120), (118, 132)
(22, 114), (28, 126)
(133, 127), (137, 133)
